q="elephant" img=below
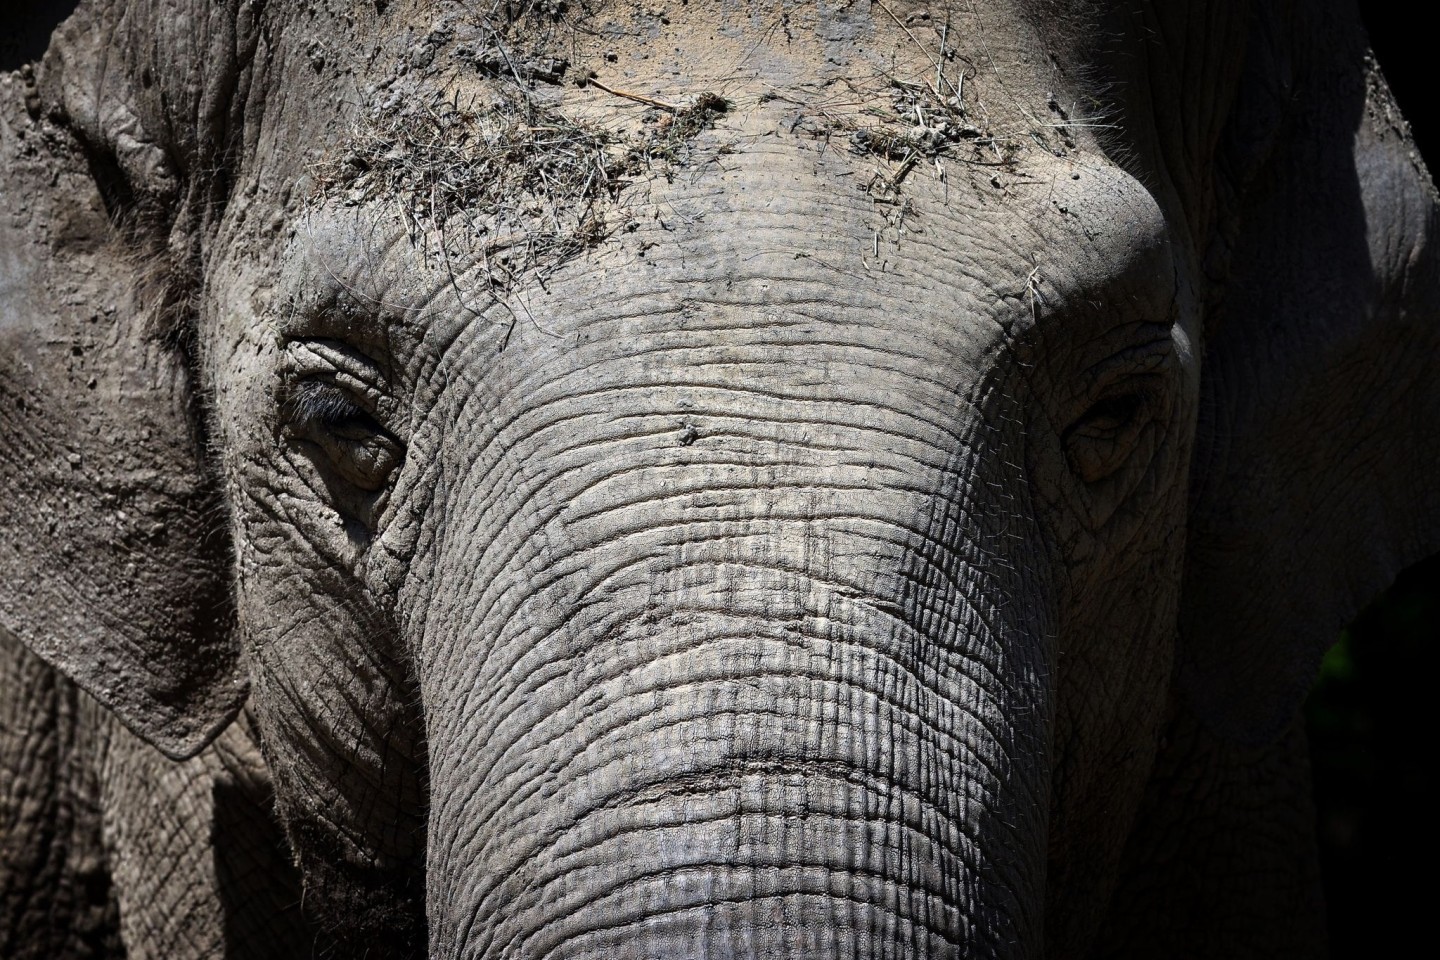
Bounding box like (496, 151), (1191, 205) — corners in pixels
(2, 0), (1437, 957)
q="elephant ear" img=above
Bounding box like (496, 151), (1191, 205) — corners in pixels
(1179, 0), (1440, 745)
(0, 78), (244, 759)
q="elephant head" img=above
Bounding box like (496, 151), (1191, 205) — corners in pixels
(3, 1), (1437, 956)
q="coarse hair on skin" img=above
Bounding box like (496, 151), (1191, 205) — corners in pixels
(281, 380), (374, 433)
(1017, 0), (1148, 177)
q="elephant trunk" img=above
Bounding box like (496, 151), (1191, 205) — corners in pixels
(406, 193), (1054, 957)
(418, 452), (1051, 954)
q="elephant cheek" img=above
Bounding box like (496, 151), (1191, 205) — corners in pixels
(231, 542), (429, 954)
(412, 455), (1055, 957)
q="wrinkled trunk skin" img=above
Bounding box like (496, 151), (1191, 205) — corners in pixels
(405, 148), (1057, 957)
(424, 385), (1050, 958)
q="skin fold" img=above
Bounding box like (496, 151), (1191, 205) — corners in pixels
(2, 1), (1437, 958)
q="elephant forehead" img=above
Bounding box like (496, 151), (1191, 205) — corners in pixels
(277, 130), (1173, 382)
(547, 132), (1173, 310)
(274, 0), (1173, 345)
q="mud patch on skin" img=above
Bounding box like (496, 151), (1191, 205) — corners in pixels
(312, 87), (615, 266)
(309, 4), (728, 293)
(308, 1), (1086, 294)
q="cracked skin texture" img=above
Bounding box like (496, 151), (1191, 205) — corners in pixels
(2, 1), (1438, 958)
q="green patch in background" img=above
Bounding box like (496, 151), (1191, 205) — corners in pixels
(1306, 550), (1436, 958)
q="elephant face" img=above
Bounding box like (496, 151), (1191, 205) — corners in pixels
(4, 1), (1438, 957)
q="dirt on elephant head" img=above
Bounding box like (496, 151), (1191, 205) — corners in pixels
(309, 3), (730, 292)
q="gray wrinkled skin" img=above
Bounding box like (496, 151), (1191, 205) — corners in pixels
(0, 627), (313, 959)
(2, 1), (1438, 958)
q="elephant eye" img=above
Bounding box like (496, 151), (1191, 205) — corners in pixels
(285, 380), (402, 494)
(1062, 384), (1155, 484)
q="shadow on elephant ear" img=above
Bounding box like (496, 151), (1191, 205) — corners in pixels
(1177, 0), (1440, 751)
(1299, 7), (1439, 958)
(1094, 2), (1439, 953)
(0, 17), (248, 760)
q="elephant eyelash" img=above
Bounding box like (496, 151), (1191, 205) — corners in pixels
(286, 381), (378, 432)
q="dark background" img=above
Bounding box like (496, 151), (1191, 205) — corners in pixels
(2, 1), (1434, 956)
(1306, 554), (1433, 957)
(0, 1), (79, 73)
